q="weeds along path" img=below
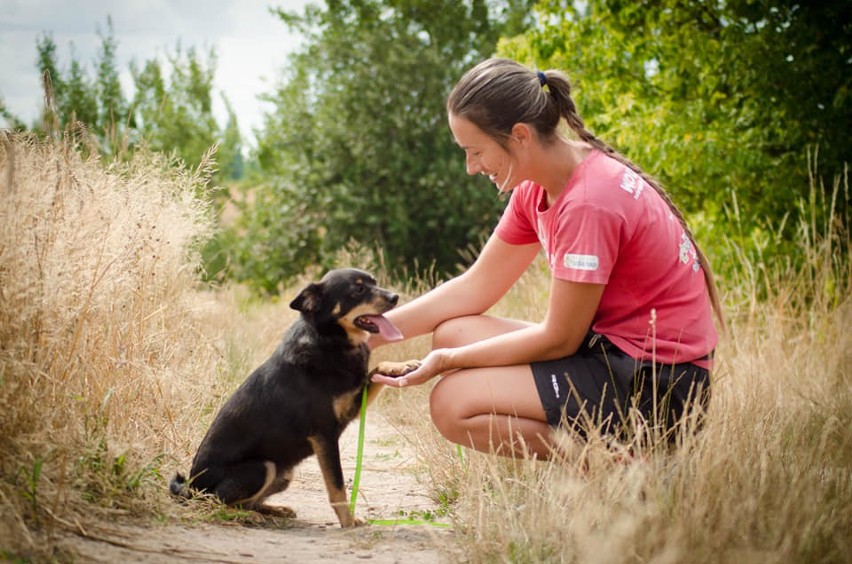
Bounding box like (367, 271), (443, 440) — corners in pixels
(57, 410), (458, 563)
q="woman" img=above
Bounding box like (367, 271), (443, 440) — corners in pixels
(370, 58), (722, 458)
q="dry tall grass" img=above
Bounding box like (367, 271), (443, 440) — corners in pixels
(1, 130), (848, 563)
(0, 132), (428, 560)
(0, 132), (245, 559)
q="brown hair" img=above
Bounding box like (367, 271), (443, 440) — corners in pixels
(448, 58), (725, 331)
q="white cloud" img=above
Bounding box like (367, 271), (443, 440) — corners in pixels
(0, 0), (310, 146)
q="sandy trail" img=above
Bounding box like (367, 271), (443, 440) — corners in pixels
(58, 411), (459, 563)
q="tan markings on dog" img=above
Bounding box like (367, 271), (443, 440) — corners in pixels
(234, 460), (276, 507)
(333, 388), (363, 423)
(338, 300), (386, 345)
(365, 382), (383, 405)
(307, 436), (357, 527)
(332, 303), (342, 317)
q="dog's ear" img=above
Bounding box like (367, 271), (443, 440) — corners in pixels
(290, 282), (323, 314)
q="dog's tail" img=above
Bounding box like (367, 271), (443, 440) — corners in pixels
(169, 472), (192, 499)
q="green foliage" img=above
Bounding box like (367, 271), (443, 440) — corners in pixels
(236, 0), (535, 291)
(29, 18), (242, 183)
(0, 97), (26, 130)
(501, 0), (850, 272)
(17, 458), (44, 524)
(35, 18), (132, 154)
(95, 18), (128, 153)
(130, 44), (242, 180)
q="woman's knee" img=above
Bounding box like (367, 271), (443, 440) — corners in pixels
(432, 315), (530, 349)
(432, 317), (474, 349)
(429, 376), (468, 441)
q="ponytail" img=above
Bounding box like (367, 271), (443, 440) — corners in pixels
(544, 70), (726, 332)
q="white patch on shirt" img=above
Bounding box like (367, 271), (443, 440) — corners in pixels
(551, 374), (560, 399)
(564, 253), (600, 271)
(679, 233), (701, 272)
(619, 167), (645, 200)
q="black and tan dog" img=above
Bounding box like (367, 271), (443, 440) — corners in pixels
(169, 268), (418, 527)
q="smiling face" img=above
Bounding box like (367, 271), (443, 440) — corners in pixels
(449, 112), (519, 193)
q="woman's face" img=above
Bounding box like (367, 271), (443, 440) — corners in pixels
(449, 113), (518, 193)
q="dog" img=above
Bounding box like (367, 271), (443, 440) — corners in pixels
(169, 268), (419, 527)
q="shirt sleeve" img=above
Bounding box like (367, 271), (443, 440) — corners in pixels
(550, 201), (623, 285)
(494, 182), (539, 246)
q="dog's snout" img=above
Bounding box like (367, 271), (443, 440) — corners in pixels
(388, 293), (399, 307)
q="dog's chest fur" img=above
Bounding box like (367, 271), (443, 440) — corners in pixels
(332, 387), (365, 423)
(279, 320), (370, 425)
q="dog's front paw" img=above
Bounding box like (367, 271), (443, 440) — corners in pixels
(338, 514), (366, 528)
(348, 516), (367, 527)
(370, 359), (421, 378)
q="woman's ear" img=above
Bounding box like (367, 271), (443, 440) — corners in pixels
(510, 123), (533, 146)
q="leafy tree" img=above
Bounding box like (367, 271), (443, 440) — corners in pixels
(218, 96), (244, 180)
(0, 96), (26, 129)
(130, 45), (240, 177)
(95, 17), (129, 154)
(65, 50), (99, 128)
(500, 0), (850, 264)
(29, 19), (242, 182)
(240, 0), (534, 291)
(35, 18), (132, 154)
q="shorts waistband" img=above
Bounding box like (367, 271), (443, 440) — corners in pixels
(583, 332), (714, 367)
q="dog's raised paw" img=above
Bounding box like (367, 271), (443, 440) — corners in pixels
(370, 359), (421, 378)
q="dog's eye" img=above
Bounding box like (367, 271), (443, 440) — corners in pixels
(351, 285), (366, 297)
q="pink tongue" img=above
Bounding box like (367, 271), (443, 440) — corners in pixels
(365, 315), (403, 341)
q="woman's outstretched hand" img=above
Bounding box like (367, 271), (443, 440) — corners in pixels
(370, 350), (451, 388)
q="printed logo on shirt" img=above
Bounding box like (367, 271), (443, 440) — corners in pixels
(551, 374), (560, 399)
(564, 253), (600, 271)
(619, 168), (645, 200)
(679, 233), (701, 272)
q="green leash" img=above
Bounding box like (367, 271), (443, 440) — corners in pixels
(348, 386), (369, 515)
(348, 386), (451, 528)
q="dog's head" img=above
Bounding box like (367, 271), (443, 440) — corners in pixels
(289, 268), (402, 345)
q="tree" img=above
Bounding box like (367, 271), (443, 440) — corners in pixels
(500, 0), (850, 262)
(130, 44), (240, 177)
(35, 22), (129, 152)
(95, 17), (130, 154)
(65, 50), (99, 128)
(242, 0), (534, 291)
(30, 19), (242, 183)
(0, 96), (26, 130)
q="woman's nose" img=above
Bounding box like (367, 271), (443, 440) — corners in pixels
(465, 155), (480, 176)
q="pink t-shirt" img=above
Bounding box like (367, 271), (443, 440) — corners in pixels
(495, 150), (717, 368)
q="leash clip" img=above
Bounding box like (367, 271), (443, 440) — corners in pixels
(587, 333), (602, 348)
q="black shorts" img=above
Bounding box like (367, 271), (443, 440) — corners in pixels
(531, 333), (711, 441)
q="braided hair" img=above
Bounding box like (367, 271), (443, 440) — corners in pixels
(447, 58), (725, 331)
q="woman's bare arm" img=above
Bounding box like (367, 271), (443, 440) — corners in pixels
(373, 275), (605, 387)
(370, 233), (540, 348)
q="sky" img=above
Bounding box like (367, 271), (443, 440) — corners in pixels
(0, 0), (311, 146)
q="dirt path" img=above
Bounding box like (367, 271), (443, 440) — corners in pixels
(58, 412), (460, 563)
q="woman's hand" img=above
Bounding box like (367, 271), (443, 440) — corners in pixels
(370, 349), (452, 388)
